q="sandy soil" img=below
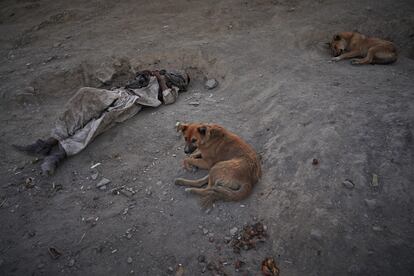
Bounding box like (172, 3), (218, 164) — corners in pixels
(1, 0), (414, 275)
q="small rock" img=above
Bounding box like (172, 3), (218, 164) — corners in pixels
(312, 158), (319, 165)
(25, 177), (35, 188)
(224, 236), (231, 243)
(310, 229), (322, 240)
(372, 225), (383, 232)
(189, 101), (200, 106)
(371, 174), (379, 187)
(37, 263), (45, 269)
(172, 154), (177, 157)
(205, 79), (218, 90)
(230, 227), (238, 236)
(364, 199), (377, 210)
(168, 266), (174, 273)
(342, 179), (354, 189)
(99, 185), (107, 190)
(91, 173), (99, 180)
(203, 228), (209, 235)
(68, 259), (75, 267)
(53, 42), (62, 48)
(25, 86), (35, 94)
(127, 257), (133, 264)
(96, 178), (111, 188)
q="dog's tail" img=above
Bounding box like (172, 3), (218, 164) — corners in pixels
(199, 182), (252, 208)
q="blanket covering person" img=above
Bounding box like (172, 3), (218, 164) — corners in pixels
(13, 69), (189, 175)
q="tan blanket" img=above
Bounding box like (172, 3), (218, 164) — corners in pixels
(51, 76), (162, 156)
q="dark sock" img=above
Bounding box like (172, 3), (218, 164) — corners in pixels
(41, 144), (66, 176)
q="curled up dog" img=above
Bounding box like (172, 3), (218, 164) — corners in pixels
(175, 122), (262, 207)
(329, 31), (397, 65)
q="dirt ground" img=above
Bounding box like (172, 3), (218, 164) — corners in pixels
(1, 0), (414, 275)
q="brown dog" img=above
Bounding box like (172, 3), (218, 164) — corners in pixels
(330, 32), (397, 65)
(175, 122), (261, 206)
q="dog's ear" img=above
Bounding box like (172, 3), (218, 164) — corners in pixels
(209, 126), (224, 138)
(197, 126), (207, 136)
(176, 122), (188, 133)
(334, 34), (341, 41)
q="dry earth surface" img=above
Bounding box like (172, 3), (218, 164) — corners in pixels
(0, 0), (414, 275)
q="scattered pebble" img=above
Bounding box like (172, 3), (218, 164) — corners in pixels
(371, 174), (379, 187)
(91, 173), (99, 180)
(25, 86), (35, 94)
(189, 101), (200, 106)
(96, 178), (111, 188)
(205, 79), (218, 90)
(310, 229), (322, 240)
(364, 199), (377, 210)
(68, 259), (75, 267)
(312, 158), (319, 165)
(229, 227), (238, 236)
(203, 228), (209, 235)
(45, 56), (57, 62)
(127, 257), (133, 264)
(372, 225), (383, 232)
(25, 177), (35, 188)
(342, 179), (354, 189)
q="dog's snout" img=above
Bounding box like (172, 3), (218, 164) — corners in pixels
(184, 143), (197, 154)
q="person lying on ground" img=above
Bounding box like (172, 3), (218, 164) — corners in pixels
(13, 69), (190, 175)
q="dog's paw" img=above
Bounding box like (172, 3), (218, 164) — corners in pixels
(331, 57), (341, 62)
(184, 188), (193, 193)
(175, 178), (184, 186)
(183, 158), (194, 171)
(350, 59), (361, 65)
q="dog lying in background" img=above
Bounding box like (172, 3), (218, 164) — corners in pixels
(330, 31), (397, 65)
(175, 122), (261, 207)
